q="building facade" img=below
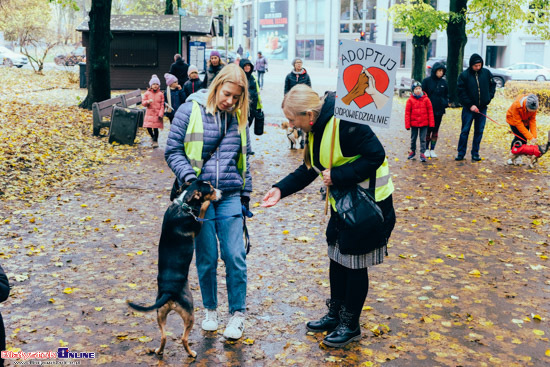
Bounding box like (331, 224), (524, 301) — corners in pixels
(233, 0), (550, 69)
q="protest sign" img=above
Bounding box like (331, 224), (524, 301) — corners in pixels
(334, 40), (400, 128)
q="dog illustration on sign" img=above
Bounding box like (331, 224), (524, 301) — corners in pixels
(341, 65), (390, 110)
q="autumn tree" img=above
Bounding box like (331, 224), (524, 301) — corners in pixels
(79, 0), (112, 110)
(389, 0), (448, 83)
(0, 0), (57, 73)
(446, 0), (550, 105)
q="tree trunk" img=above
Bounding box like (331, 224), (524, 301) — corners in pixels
(79, 0), (112, 110)
(411, 35), (430, 83)
(446, 0), (468, 107)
(165, 0), (173, 15)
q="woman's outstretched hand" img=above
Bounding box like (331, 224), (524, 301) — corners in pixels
(261, 187), (281, 207)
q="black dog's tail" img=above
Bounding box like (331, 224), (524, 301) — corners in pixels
(128, 293), (171, 312)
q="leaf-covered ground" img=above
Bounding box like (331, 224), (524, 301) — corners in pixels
(0, 68), (549, 366)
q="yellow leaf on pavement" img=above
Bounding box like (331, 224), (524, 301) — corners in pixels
(468, 269), (481, 277)
(138, 336), (152, 343)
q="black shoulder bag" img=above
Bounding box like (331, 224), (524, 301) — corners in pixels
(330, 175), (384, 232)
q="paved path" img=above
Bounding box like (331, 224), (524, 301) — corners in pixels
(1, 69), (549, 366)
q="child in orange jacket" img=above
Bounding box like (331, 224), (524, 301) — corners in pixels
(506, 94), (538, 165)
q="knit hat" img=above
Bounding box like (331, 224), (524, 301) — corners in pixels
(526, 94), (539, 111)
(187, 65), (199, 76)
(292, 57), (303, 67)
(210, 51), (221, 59)
(411, 81), (422, 92)
(164, 73), (178, 86)
(149, 74), (160, 87)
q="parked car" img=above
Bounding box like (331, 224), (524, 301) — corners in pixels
(204, 49), (237, 65)
(0, 46), (28, 68)
(426, 57), (511, 88)
(498, 63), (550, 82)
(54, 47), (86, 66)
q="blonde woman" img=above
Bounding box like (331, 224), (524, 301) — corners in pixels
(262, 85), (396, 348)
(165, 64), (252, 340)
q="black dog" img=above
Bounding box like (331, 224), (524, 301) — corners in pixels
(128, 180), (221, 357)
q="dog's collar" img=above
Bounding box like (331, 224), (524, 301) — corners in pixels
(174, 190), (200, 220)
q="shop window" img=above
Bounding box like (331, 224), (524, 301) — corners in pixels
(340, 0), (376, 36)
(296, 39), (325, 61)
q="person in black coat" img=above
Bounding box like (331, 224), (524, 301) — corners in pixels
(0, 264), (10, 367)
(421, 62), (449, 158)
(182, 65), (204, 100)
(284, 58), (312, 95)
(169, 54), (189, 86)
(239, 58), (259, 127)
(262, 85), (396, 348)
(455, 53), (496, 161)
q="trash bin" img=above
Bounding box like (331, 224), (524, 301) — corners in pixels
(109, 106), (140, 145)
(79, 62), (87, 88)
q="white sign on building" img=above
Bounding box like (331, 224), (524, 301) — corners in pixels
(335, 39), (400, 128)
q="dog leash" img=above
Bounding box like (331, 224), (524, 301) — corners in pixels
(476, 111), (527, 143)
(180, 202), (253, 254)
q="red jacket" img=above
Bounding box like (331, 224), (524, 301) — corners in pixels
(405, 93), (435, 129)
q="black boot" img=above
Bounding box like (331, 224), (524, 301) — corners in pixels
(306, 299), (341, 333)
(322, 306), (361, 347)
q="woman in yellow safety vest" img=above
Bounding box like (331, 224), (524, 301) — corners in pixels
(165, 64), (252, 341)
(262, 84), (396, 348)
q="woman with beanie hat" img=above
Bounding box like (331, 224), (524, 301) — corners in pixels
(284, 58), (311, 95)
(506, 93), (539, 165)
(143, 74), (165, 148)
(202, 51), (225, 88)
(163, 73), (186, 123)
(183, 65), (204, 100)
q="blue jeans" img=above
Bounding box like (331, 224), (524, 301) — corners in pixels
(257, 71), (265, 88)
(457, 107), (487, 157)
(195, 195), (247, 314)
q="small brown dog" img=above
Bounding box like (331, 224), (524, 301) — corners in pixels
(281, 121), (304, 149)
(128, 180), (221, 358)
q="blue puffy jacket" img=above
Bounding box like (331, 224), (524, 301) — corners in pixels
(165, 89), (252, 198)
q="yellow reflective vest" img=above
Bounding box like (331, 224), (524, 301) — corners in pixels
(183, 101), (247, 186)
(309, 116), (394, 211)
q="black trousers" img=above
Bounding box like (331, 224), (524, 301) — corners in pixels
(147, 128), (159, 142)
(329, 260), (369, 316)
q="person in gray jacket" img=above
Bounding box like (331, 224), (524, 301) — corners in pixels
(165, 64), (252, 340)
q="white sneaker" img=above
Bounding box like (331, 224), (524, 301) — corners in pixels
(223, 311), (245, 339)
(430, 150), (437, 158)
(424, 150), (431, 158)
(201, 309), (218, 331)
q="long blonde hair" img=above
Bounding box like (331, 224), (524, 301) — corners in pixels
(207, 64), (249, 129)
(282, 84), (324, 168)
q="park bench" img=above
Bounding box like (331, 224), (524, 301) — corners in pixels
(395, 77), (413, 98)
(92, 89), (144, 136)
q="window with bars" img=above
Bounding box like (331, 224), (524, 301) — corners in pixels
(111, 34), (158, 67)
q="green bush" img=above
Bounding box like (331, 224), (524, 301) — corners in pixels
(503, 81), (550, 112)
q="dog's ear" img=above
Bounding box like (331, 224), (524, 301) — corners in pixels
(192, 190), (202, 200)
(281, 121), (289, 130)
